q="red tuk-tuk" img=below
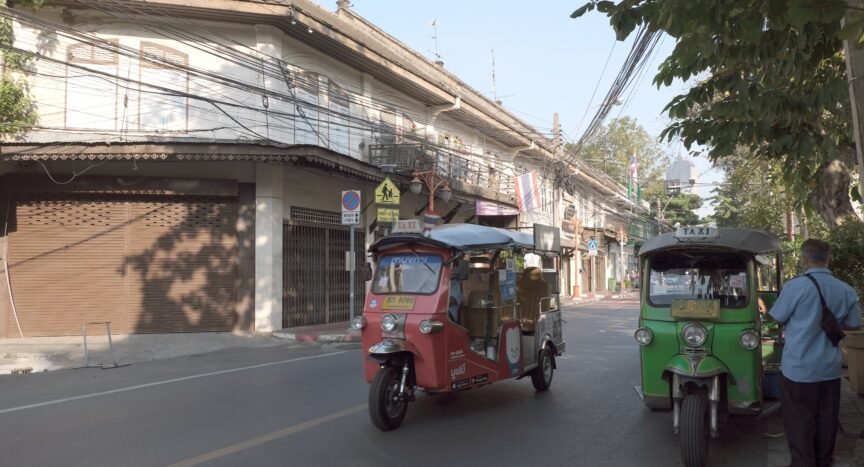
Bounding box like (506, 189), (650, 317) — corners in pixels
(353, 222), (566, 430)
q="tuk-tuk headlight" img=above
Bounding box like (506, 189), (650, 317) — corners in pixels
(351, 316), (367, 330)
(419, 319), (444, 334)
(739, 329), (760, 350)
(634, 328), (653, 346)
(682, 322), (707, 347)
(381, 314), (398, 333)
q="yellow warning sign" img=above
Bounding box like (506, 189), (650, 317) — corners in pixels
(375, 177), (400, 205)
(377, 208), (399, 223)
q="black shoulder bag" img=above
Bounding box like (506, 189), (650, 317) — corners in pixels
(804, 273), (846, 347)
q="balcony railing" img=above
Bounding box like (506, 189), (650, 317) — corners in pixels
(368, 142), (515, 204)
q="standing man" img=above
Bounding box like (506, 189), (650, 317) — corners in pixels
(769, 239), (862, 467)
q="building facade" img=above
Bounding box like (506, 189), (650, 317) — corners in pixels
(0, 0), (645, 337)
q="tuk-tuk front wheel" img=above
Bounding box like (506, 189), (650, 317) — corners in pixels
(680, 393), (709, 467)
(531, 347), (554, 391)
(369, 366), (408, 431)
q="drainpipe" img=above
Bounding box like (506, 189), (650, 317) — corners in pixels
(509, 140), (536, 159)
(427, 96), (461, 125)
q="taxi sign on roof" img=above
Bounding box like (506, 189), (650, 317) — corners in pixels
(675, 225), (719, 239)
(375, 177), (400, 205)
(392, 219), (422, 234)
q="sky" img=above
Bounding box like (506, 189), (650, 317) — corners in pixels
(324, 1), (722, 216)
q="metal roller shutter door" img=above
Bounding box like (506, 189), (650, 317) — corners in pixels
(7, 196), (128, 337)
(126, 198), (238, 333)
(7, 194), (238, 337)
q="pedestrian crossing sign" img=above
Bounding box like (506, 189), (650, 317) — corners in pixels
(375, 177), (400, 205)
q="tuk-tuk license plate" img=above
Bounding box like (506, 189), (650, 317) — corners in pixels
(382, 296), (416, 310)
(670, 299), (720, 320)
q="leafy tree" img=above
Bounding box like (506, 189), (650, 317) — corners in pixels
(572, 0), (863, 227)
(711, 148), (789, 236)
(0, 0), (40, 136)
(570, 116), (671, 203)
(653, 192), (703, 227)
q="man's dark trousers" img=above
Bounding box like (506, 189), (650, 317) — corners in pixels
(780, 374), (841, 467)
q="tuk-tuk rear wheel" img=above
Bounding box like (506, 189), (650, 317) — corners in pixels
(680, 393), (709, 467)
(531, 348), (554, 391)
(369, 366), (408, 431)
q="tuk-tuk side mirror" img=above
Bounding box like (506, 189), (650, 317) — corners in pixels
(452, 260), (470, 281)
(363, 262), (373, 282)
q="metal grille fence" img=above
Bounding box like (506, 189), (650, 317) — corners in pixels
(290, 206), (342, 226)
(283, 221), (365, 327)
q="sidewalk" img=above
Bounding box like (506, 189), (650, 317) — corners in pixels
(273, 322), (360, 343)
(766, 375), (864, 466)
(840, 375), (864, 466)
(566, 290), (638, 305)
(0, 331), (284, 374)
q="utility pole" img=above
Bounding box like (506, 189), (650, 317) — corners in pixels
(843, 3), (864, 209)
(552, 112), (564, 294)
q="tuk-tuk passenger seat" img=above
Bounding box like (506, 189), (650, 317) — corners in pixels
(517, 267), (549, 334)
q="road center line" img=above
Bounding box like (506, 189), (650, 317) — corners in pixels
(0, 351), (348, 415)
(166, 404), (367, 467)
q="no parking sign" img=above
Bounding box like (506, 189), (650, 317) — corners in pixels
(341, 190), (361, 225)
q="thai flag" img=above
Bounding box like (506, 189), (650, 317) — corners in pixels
(515, 170), (541, 213)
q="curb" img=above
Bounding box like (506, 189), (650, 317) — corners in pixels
(273, 329), (360, 344)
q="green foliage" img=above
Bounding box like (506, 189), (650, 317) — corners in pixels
(654, 192), (703, 226)
(0, 0), (42, 136)
(712, 148), (789, 237)
(568, 116), (671, 202)
(778, 222), (864, 295)
(0, 76), (36, 133)
(782, 238), (804, 280)
(827, 220), (864, 296)
(574, 0), (862, 226)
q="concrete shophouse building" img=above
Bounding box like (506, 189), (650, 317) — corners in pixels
(0, 0), (644, 338)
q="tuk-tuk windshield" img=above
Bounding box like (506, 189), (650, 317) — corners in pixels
(373, 254), (443, 295)
(648, 251), (750, 308)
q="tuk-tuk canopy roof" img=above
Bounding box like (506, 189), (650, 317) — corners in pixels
(370, 224), (536, 253)
(638, 228), (782, 258)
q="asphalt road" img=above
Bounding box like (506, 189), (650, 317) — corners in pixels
(0, 299), (771, 467)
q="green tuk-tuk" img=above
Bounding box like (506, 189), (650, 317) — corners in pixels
(634, 227), (783, 467)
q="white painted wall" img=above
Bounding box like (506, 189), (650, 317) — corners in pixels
(12, 8), (526, 181)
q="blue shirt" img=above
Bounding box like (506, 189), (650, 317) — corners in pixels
(769, 268), (862, 382)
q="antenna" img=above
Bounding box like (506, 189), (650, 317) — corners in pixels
(491, 49), (498, 103)
(431, 19), (442, 64)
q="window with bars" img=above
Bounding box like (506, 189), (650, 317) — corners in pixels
(65, 41), (119, 130)
(138, 42), (189, 132)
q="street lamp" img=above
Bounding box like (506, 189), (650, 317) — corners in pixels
(409, 170), (451, 224)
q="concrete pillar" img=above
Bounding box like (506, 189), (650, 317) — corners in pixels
(255, 163), (284, 332)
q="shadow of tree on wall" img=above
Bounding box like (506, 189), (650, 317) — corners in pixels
(123, 196), (252, 333)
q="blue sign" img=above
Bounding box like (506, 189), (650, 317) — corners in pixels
(587, 239), (598, 250)
(500, 271), (516, 301)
